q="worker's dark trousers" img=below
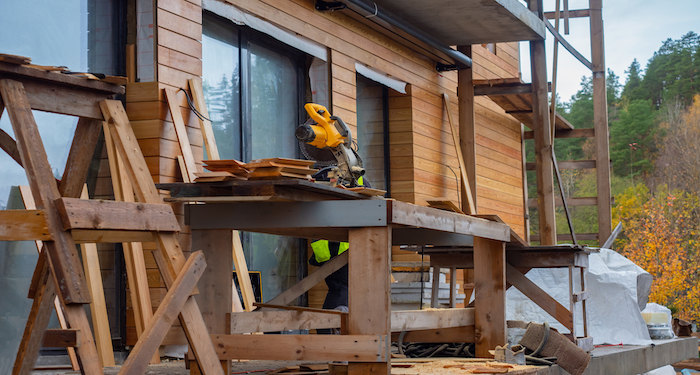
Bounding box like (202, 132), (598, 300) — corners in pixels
(318, 264), (348, 334)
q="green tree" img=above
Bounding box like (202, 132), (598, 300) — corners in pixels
(622, 59), (645, 102)
(642, 32), (700, 108)
(610, 99), (657, 178)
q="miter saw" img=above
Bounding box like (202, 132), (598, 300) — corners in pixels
(295, 103), (365, 187)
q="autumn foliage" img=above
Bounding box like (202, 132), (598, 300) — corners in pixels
(613, 184), (700, 320)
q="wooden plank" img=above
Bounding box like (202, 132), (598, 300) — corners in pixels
(525, 160), (596, 170)
(590, 0), (612, 245)
(0, 128), (23, 166)
(118, 251), (207, 375)
(506, 263), (573, 331)
(100, 99), (223, 375)
(188, 77), (219, 160)
(232, 230), (255, 312)
(544, 20), (593, 71)
(473, 237), (505, 357)
(126, 44), (136, 84)
(230, 311), (341, 334)
(59, 118), (103, 198)
(266, 251), (349, 306)
(210, 334), (388, 362)
(348, 227), (391, 374)
(430, 266), (440, 308)
(544, 9), (589, 18)
(523, 128), (594, 139)
(530, 233), (598, 242)
(391, 308), (474, 331)
(19, 186), (80, 371)
(165, 88), (197, 182)
(55, 197), (180, 232)
(1, 78), (90, 303)
(0, 210), (50, 241)
(42, 329), (79, 348)
(456, 46), (477, 214)
(390, 326), (475, 343)
(527, 197), (598, 208)
(78, 186), (115, 366)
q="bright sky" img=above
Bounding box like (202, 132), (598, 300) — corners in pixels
(519, 0), (700, 104)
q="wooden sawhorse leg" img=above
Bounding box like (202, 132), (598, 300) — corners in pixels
(348, 226), (391, 374)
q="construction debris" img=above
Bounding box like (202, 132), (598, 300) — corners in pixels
(391, 359), (539, 374)
(519, 323), (590, 375)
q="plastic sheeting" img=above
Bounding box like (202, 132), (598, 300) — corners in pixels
(507, 248), (653, 346)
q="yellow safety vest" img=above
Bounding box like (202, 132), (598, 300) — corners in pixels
(311, 240), (349, 265)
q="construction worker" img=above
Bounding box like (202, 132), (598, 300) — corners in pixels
(309, 240), (349, 313)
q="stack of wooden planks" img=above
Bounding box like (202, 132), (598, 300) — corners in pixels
(199, 158), (318, 182)
(0, 53), (127, 85)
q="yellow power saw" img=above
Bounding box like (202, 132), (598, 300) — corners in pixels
(295, 103), (365, 187)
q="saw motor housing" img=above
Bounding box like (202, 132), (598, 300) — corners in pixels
(296, 103), (365, 187)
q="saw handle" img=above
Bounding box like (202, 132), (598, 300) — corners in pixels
(305, 103), (332, 128)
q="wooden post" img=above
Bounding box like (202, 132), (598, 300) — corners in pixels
(457, 45), (478, 214)
(521, 124), (531, 243)
(192, 229), (233, 374)
(473, 237), (506, 357)
(348, 226), (391, 374)
(529, 0), (557, 245)
(590, 0), (612, 243)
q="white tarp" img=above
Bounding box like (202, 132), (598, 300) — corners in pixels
(507, 248), (653, 346)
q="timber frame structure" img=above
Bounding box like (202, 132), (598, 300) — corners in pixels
(0, 0), (622, 373)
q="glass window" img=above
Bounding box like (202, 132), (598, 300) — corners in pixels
(203, 12), (305, 303)
(356, 75), (390, 192)
(0, 0), (122, 370)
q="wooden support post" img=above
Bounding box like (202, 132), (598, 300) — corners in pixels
(348, 226), (391, 374)
(79, 185), (115, 366)
(103, 121), (161, 365)
(590, 0), (613, 244)
(100, 99), (224, 375)
(431, 266), (441, 308)
(119, 251), (207, 375)
(449, 267), (457, 308)
(2, 79), (103, 375)
(529, 0), (557, 245)
(192, 229), (233, 374)
(521, 124), (531, 244)
(59, 118), (102, 198)
(457, 45), (478, 214)
(473, 237), (506, 357)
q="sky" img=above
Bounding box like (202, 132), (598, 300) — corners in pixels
(519, 0), (700, 103)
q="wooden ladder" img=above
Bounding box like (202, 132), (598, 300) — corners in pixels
(0, 75), (225, 375)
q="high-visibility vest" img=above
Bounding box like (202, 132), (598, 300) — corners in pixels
(310, 240), (349, 266)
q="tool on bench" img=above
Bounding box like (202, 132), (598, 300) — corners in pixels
(295, 103), (365, 187)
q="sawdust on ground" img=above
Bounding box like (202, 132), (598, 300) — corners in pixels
(391, 359), (539, 374)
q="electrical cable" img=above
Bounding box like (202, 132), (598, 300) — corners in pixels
(446, 165), (461, 209)
(179, 87), (212, 122)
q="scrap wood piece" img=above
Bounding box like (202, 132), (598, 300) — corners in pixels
(118, 251), (207, 375)
(339, 186), (387, 196)
(188, 77), (220, 160)
(194, 171), (246, 183)
(0, 53), (31, 65)
(442, 93), (476, 215)
(246, 157), (316, 168)
(164, 88), (198, 183)
(203, 159), (248, 175)
(248, 164), (319, 175)
(426, 198), (465, 214)
(233, 229), (256, 312)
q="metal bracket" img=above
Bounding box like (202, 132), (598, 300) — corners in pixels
(436, 62), (459, 72)
(315, 1), (347, 11)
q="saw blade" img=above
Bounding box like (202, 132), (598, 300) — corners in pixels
(299, 140), (336, 166)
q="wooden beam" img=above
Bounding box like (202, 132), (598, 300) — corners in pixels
(457, 45), (477, 214)
(531, 233), (598, 242)
(544, 20), (594, 71)
(506, 263), (573, 331)
(210, 334), (388, 362)
(527, 197), (598, 208)
(590, 0), (613, 245)
(544, 9), (590, 19)
(1, 78), (91, 304)
(100, 99), (223, 375)
(475, 83), (531, 96)
(230, 310), (341, 334)
(391, 308), (474, 331)
(348, 227), (391, 374)
(232, 230), (255, 312)
(0, 210), (50, 241)
(0, 128), (23, 166)
(526, 160), (596, 170)
(390, 326), (475, 343)
(524, 128), (595, 140)
(445, 92), (476, 214)
(58, 118), (103, 198)
(188, 77), (220, 160)
(265, 251), (349, 306)
(79, 186), (115, 367)
(42, 329), (80, 348)
(473, 237), (506, 357)
(164, 88), (197, 182)
(430, 250), (588, 269)
(118, 251), (207, 375)
(529, 10), (557, 245)
(70, 229), (155, 243)
(55, 197), (180, 232)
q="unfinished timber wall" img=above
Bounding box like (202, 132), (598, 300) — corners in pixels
(102, 0), (526, 344)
